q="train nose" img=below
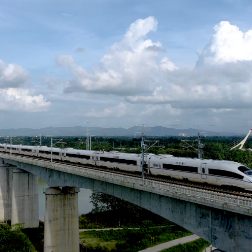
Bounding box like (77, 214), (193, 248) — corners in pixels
(246, 177), (252, 183)
(243, 177), (252, 183)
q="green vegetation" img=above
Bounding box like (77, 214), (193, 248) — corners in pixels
(80, 192), (172, 229)
(0, 223), (36, 252)
(0, 135), (250, 164)
(1, 135), (250, 251)
(80, 226), (193, 252)
(160, 238), (211, 252)
(4, 135), (252, 168)
(22, 222), (44, 252)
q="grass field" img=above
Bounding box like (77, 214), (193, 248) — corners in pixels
(80, 232), (117, 251)
(80, 225), (193, 252)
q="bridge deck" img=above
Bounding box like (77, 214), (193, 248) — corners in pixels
(1, 153), (252, 217)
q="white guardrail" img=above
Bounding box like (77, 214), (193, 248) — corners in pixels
(1, 153), (252, 216)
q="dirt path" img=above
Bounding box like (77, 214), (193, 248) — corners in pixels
(138, 234), (200, 252)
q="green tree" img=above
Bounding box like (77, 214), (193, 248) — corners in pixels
(0, 223), (36, 252)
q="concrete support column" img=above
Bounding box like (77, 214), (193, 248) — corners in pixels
(11, 168), (39, 228)
(0, 159), (12, 222)
(44, 187), (79, 252)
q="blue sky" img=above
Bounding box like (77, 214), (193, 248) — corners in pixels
(1, 0), (252, 133)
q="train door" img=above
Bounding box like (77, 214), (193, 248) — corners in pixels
(92, 154), (97, 165)
(146, 156), (151, 175)
(61, 150), (65, 159)
(200, 163), (208, 180)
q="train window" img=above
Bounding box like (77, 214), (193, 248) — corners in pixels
(209, 169), (243, 179)
(52, 152), (59, 155)
(239, 166), (252, 176)
(66, 153), (90, 159)
(100, 157), (137, 165)
(0, 146), (4, 149)
(245, 170), (252, 176)
(7, 147), (16, 150)
(45, 151), (51, 154)
(21, 149), (32, 152)
(80, 155), (90, 159)
(66, 153), (76, 158)
(238, 166), (251, 173)
(202, 168), (205, 174)
(163, 164), (198, 173)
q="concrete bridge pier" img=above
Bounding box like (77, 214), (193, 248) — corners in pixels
(44, 187), (79, 252)
(11, 168), (39, 228)
(0, 159), (12, 222)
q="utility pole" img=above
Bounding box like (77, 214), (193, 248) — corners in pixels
(51, 137), (53, 163)
(50, 137), (65, 162)
(141, 132), (145, 181)
(10, 135), (12, 155)
(140, 133), (159, 181)
(198, 132), (201, 159)
(86, 121), (90, 150)
(89, 135), (96, 150)
(197, 133), (205, 159)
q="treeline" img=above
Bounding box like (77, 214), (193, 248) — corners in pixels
(80, 192), (172, 229)
(2, 135), (252, 168)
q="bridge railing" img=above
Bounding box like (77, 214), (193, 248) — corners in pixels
(1, 153), (252, 215)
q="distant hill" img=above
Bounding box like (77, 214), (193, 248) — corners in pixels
(0, 126), (220, 137)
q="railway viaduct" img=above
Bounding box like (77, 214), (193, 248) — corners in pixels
(1, 153), (252, 252)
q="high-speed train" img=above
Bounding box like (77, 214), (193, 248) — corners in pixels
(1, 143), (252, 191)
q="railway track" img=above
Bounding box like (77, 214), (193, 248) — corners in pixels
(2, 152), (252, 199)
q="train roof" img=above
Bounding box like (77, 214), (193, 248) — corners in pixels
(64, 149), (96, 154)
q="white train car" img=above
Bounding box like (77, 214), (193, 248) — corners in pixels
(97, 151), (141, 172)
(149, 155), (252, 191)
(62, 148), (94, 165)
(1, 143), (252, 191)
(37, 146), (62, 160)
(20, 145), (38, 156)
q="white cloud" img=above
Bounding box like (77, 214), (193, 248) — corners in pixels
(55, 19), (252, 113)
(212, 108), (233, 113)
(139, 105), (162, 116)
(56, 55), (74, 68)
(0, 60), (50, 112)
(0, 59), (50, 112)
(0, 88), (50, 112)
(165, 104), (181, 115)
(43, 76), (64, 89)
(85, 103), (130, 118)
(57, 16), (177, 95)
(0, 60), (29, 88)
(197, 21), (252, 66)
(126, 21), (252, 109)
(139, 104), (180, 117)
(160, 57), (178, 71)
(126, 62), (252, 108)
